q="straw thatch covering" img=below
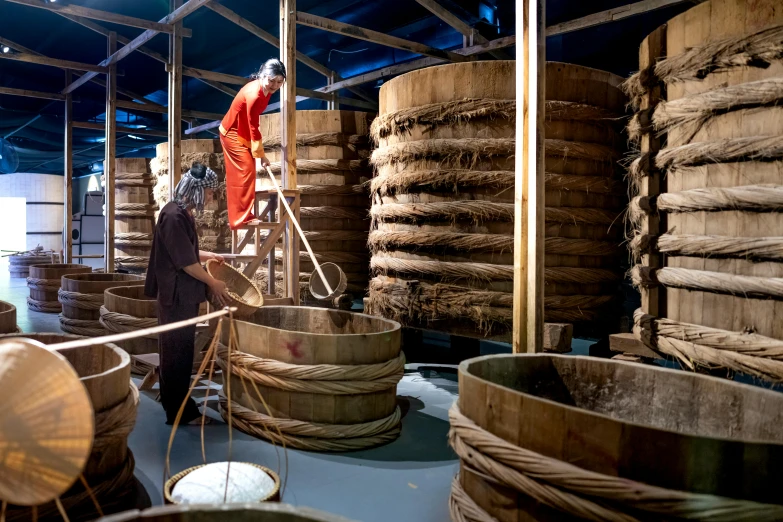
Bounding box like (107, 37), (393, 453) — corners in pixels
(263, 132), (368, 150)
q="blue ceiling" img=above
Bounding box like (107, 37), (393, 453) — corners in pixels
(0, 0), (696, 176)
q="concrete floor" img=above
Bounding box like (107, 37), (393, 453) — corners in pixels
(0, 269), (462, 522)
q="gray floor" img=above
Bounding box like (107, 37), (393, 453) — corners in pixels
(0, 270), (460, 522)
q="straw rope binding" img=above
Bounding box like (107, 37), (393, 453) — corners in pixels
(267, 159), (370, 174)
(631, 233), (783, 262)
(58, 289), (104, 310)
(26, 277), (62, 290)
(630, 265), (783, 300)
(58, 315), (105, 336)
(264, 132), (368, 150)
(26, 296), (61, 313)
(99, 306), (158, 336)
(448, 402), (783, 521)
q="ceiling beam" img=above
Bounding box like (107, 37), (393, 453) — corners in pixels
(546, 0), (704, 37)
(62, 0), (212, 94)
(412, 0), (511, 59)
(204, 0), (376, 103)
(181, 66), (248, 86)
(73, 121), (169, 138)
(0, 86), (65, 101)
(296, 11), (471, 63)
(115, 100), (224, 120)
(317, 35), (515, 93)
(0, 52), (110, 73)
(3, 0), (192, 36)
(296, 87), (377, 111)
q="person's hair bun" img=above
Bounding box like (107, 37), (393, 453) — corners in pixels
(190, 162), (207, 179)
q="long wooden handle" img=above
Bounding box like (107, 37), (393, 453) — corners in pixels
(47, 307), (237, 350)
(265, 166), (334, 296)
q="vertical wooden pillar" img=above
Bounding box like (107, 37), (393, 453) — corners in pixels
(168, 0), (183, 201)
(281, 0), (299, 304)
(63, 69), (73, 264)
(512, 0), (545, 353)
(104, 32), (117, 273)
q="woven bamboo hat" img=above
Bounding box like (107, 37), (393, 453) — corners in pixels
(0, 338), (94, 506)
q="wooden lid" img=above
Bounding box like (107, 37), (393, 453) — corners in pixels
(0, 338), (94, 506)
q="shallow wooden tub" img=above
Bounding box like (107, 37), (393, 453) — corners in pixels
(60, 273), (145, 336)
(450, 354), (783, 521)
(220, 306), (403, 451)
(102, 285), (158, 355)
(27, 263), (91, 313)
(0, 300), (17, 333)
(98, 503), (355, 522)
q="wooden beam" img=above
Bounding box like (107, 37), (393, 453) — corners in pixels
(296, 87), (377, 111)
(182, 66), (248, 86)
(168, 0), (184, 201)
(3, 0), (192, 36)
(317, 35), (515, 93)
(104, 32), (117, 273)
(282, 0), (299, 304)
(115, 100), (224, 120)
(546, 0), (701, 37)
(63, 69), (73, 263)
(296, 11), (471, 63)
(609, 333), (660, 359)
(512, 0), (545, 354)
(73, 121), (169, 138)
(0, 52), (110, 73)
(0, 86), (65, 101)
(62, 0), (211, 94)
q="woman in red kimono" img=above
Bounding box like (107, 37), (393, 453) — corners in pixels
(220, 59), (286, 229)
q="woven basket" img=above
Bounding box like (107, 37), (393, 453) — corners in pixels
(163, 462), (281, 504)
(205, 259), (264, 318)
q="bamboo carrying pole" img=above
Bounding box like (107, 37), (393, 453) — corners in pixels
(264, 166), (338, 298)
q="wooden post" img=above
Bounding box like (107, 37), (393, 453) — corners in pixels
(512, 0), (545, 354)
(104, 32), (117, 273)
(281, 0), (299, 304)
(168, 0), (183, 201)
(63, 69), (73, 263)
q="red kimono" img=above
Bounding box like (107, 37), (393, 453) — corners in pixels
(219, 80), (272, 229)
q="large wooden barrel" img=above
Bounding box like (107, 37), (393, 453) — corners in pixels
(368, 61), (627, 342)
(97, 504), (355, 522)
(27, 263), (91, 313)
(101, 285), (158, 355)
(625, 0), (783, 381)
(151, 139), (230, 253)
(59, 273), (145, 336)
(450, 354), (783, 521)
(8, 251), (52, 278)
(0, 300), (18, 333)
(219, 306), (402, 451)
(256, 110), (373, 303)
(0, 332), (137, 521)
(115, 158), (156, 273)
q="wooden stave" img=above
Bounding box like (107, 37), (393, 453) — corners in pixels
(0, 332), (133, 481)
(221, 306), (401, 425)
(456, 353), (783, 520)
(103, 285), (158, 355)
(0, 300), (17, 333)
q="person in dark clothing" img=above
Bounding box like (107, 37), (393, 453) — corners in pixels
(144, 162), (231, 425)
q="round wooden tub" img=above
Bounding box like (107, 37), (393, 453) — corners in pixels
(219, 306), (402, 451)
(450, 354), (783, 521)
(97, 503), (355, 522)
(0, 300), (18, 333)
(27, 263), (91, 313)
(59, 273), (145, 336)
(101, 285), (158, 355)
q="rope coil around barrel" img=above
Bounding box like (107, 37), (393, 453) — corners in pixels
(115, 232), (153, 247)
(300, 206), (368, 220)
(99, 306), (158, 339)
(58, 289), (104, 310)
(27, 296), (61, 313)
(59, 315), (105, 336)
(93, 383), (139, 450)
(630, 233), (783, 262)
(219, 395), (402, 452)
(631, 265), (783, 300)
(115, 203), (157, 217)
(268, 159), (369, 174)
(26, 277), (61, 290)
(448, 403), (783, 522)
(634, 309), (783, 382)
(217, 349), (404, 394)
(264, 132), (369, 150)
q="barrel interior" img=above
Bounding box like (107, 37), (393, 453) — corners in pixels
(464, 355), (783, 443)
(0, 301), (17, 333)
(251, 306), (399, 335)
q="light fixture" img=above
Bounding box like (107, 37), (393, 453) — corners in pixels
(1, 47), (9, 54)
(127, 134), (143, 140)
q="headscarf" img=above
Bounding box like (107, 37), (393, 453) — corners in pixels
(173, 163), (219, 212)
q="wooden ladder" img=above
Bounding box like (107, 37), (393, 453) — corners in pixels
(224, 186), (301, 304)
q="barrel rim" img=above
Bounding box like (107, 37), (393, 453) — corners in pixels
(105, 285), (156, 301)
(62, 273), (145, 283)
(28, 263), (91, 270)
(240, 305), (401, 337)
(95, 502), (357, 522)
(459, 353), (783, 446)
(0, 300), (16, 315)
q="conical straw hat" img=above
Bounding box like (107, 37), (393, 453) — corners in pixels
(0, 338), (94, 506)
